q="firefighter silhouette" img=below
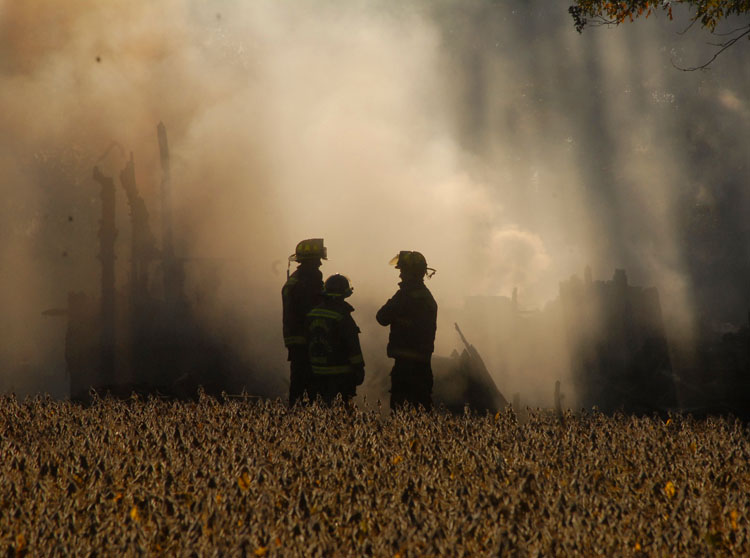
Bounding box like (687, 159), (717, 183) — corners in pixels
(305, 274), (365, 404)
(282, 239), (326, 405)
(377, 251), (437, 410)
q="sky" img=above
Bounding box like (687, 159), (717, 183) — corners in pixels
(0, 0), (748, 402)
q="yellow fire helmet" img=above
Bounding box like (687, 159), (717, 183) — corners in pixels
(289, 238), (327, 263)
(388, 251), (436, 278)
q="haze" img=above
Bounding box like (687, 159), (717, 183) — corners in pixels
(1, 0), (748, 405)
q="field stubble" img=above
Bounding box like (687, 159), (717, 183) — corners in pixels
(1, 394), (749, 557)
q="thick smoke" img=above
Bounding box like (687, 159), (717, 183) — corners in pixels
(1, 1), (747, 406)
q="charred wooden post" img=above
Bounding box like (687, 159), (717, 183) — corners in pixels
(156, 122), (185, 311)
(157, 122), (173, 259)
(554, 380), (564, 425)
(93, 166), (117, 386)
(119, 152), (157, 299)
(511, 392), (523, 423)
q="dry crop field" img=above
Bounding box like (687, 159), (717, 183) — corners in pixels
(1, 394), (749, 557)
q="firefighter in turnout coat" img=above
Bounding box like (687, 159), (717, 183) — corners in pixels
(305, 274), (365, 404)
(282, 238), (326, 405)
(376, 251), (437, 410)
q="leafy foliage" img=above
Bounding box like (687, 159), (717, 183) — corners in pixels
(569, 1), (750, 67)
(570, 0), (750, 32)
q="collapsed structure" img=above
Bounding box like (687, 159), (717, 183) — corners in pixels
(60, 124), (251, 401)
(559, 268), (676, 414)
(455, 266), (750, 418)
(453, 268), (677, 414)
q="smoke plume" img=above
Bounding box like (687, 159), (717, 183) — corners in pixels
(1, 0), (747, 406)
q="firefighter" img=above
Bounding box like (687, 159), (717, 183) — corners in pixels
(282, 238), (327, 405)
(305, 274), (365, 405)
(376, 251), (437, 410)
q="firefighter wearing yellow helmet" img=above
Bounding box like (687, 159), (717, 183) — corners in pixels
(305, 274), (365, 404)
(282, 238), (327, 405)
(376, 251), (437, 410)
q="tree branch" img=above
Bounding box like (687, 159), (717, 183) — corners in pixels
(676, 17), (699, 35)
(671, 24), (750, 71)
(712, 24), (750, 37)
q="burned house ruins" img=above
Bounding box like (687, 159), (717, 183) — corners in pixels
(59, 124), (252, 401)
(559, 268), (677, 414)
